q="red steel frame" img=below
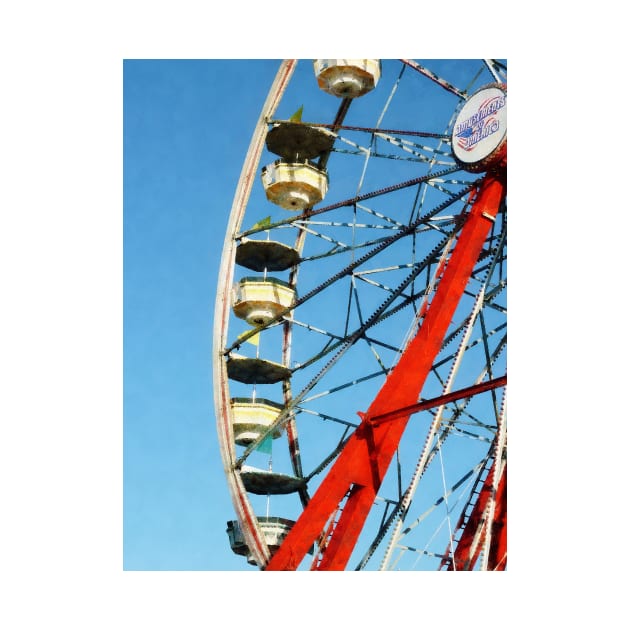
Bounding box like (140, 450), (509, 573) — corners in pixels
(265, 170), (507, 571)
(439, 459), (507, 571)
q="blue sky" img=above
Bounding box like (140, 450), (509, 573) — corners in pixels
(124, 60), (283, 570)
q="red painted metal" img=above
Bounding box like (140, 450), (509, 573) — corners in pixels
(265, 172), (506, 571)
(369, 375), (507, 427)
(488, 464), (507, 570)
(441, 461), (507, 571)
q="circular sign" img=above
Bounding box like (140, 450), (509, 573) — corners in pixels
(452, 83), (506, 172)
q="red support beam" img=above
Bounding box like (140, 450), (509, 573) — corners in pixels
(265, 172), (506, 571)
(487, 465), (508, 570)
(369, 375), (507, 427)
(441, 461), (507, 571)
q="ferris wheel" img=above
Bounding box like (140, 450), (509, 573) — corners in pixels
(213, 59), (507, 571)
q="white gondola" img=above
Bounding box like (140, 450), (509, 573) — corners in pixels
(226, 517), (299, 565)
(230, 397), (283, 446)
(232, 276), (296, 326)
(313, 59), (381, 98)
(261, 159), (328, 211)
